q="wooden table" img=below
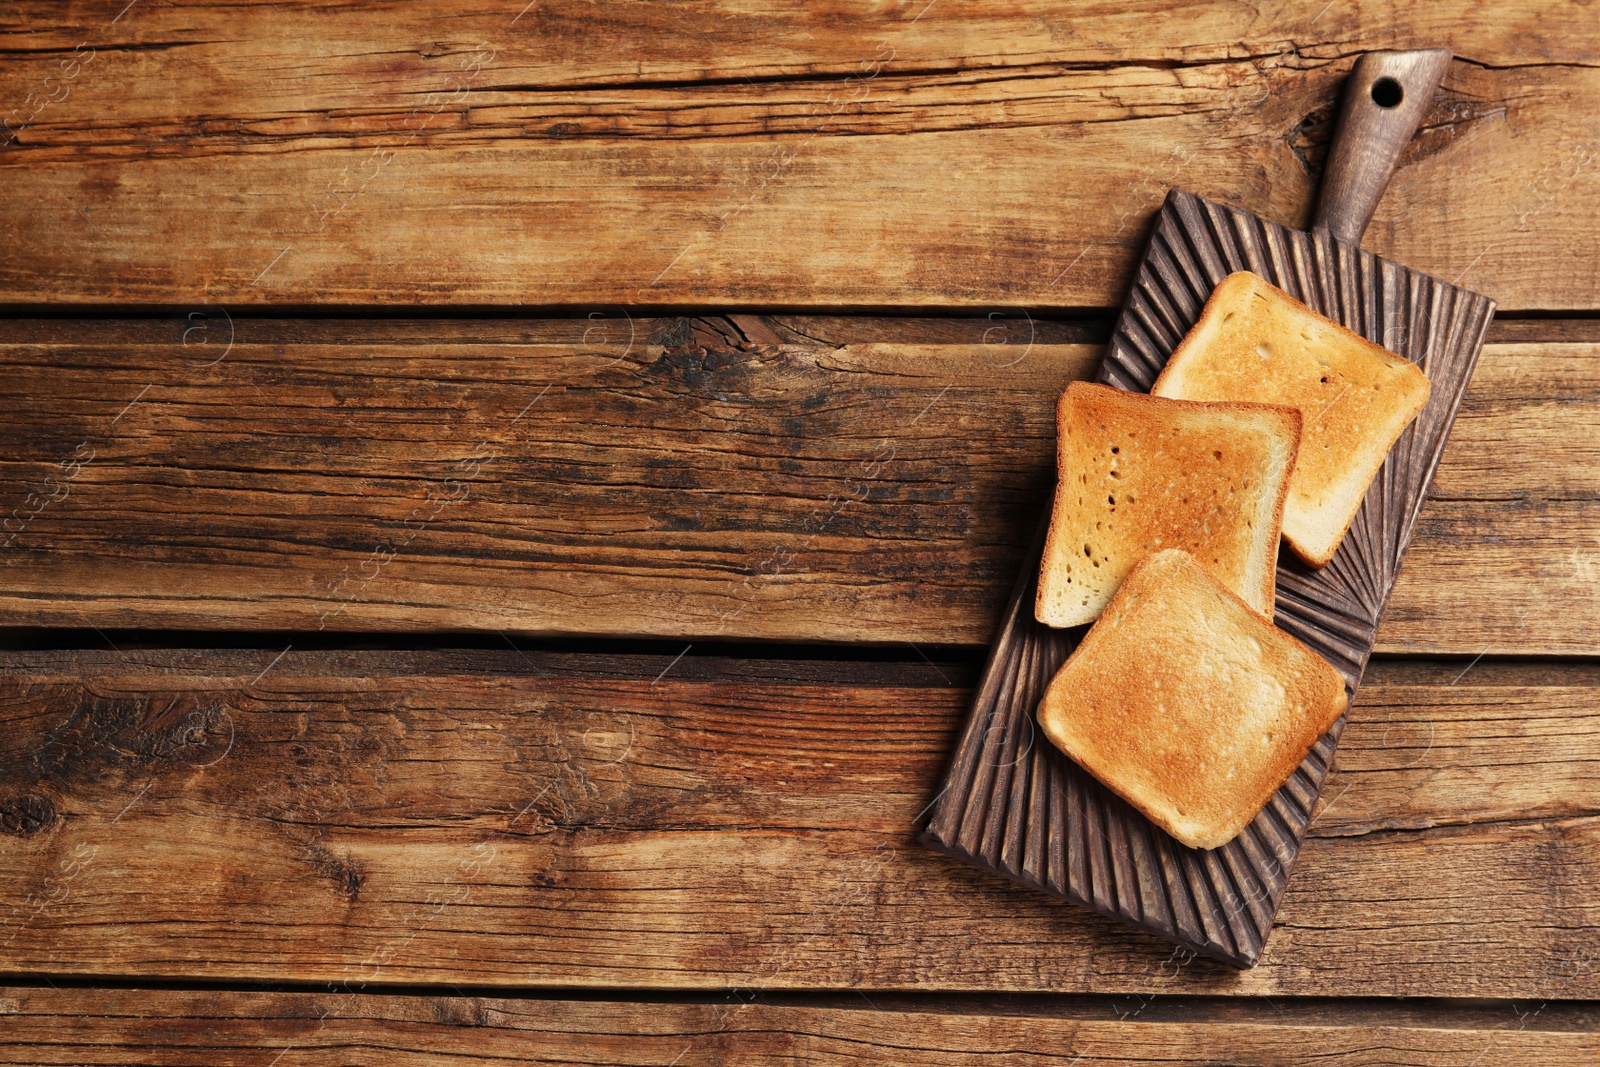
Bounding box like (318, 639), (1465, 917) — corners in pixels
(2, 4), (1597, 1063)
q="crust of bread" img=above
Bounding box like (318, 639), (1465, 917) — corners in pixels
(1036, 548), (1350, 850)
(1152, 271), (1431, 568)
(1034, 381), (1300, 629)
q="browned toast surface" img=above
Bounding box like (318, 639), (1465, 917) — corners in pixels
(1036, 548), (1350, 850)
(1034, 381), (1299, 628)
(1153, 271), (1431, 567)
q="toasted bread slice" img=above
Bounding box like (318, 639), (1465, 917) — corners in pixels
(1153, 271), (1431, 568)
(1034, 382), (1300, 629)
(1036, 549), (1349, 850)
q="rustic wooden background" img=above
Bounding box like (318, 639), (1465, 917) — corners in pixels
(1, 2), (1597, 1063)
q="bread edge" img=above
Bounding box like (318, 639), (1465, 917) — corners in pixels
(1279, 368), (1431, 568)
(1245, 403), (1301, 619)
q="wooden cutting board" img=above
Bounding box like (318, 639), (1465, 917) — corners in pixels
(922, 50), (1496, 967)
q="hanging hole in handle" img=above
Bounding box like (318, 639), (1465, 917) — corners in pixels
(1370, 77), (1404, 109)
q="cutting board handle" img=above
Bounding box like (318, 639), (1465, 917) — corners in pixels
(1313, 49), (1453, 244)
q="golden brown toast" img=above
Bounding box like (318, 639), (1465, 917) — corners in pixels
(1034, 382), (1300, 629)
(1152, 271), (1431, 568)
(1036, 548), (1350, 850)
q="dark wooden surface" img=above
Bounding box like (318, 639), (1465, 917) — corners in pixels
(0, 649), (1597, 998)
(2, 3), (1600, 311)
(1, 989), (1597, 1066)
(927, 188), (1493, 968)
(0, 328), (1594, 653)
(1, 3), (1596, 1062)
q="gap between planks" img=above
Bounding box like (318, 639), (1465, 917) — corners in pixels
(0, 313), (1594, 347)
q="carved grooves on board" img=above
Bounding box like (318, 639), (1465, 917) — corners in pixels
(923, 189), (1494, 967)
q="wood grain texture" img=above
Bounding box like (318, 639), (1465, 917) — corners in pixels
(0, 312), (1581, 348)
(0, 4), (1596, 309)
(1102, 190), (1494, 685)
(0, 330), (1588, 652)
(0, 312), (1105, 348)
(925, 515), (1344, 968)
(9, 1), (1600, 92)
(1386, 340), (1600, 655)
(0, 988), (1596, 1067)
(928, 188), (1493, 966)
(925, 207), (1459, 962)
(1312, 49), (1453, 244)
(0, 649), (1594, 996)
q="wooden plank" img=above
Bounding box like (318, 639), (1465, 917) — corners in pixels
(1386, 341), (1600, 655)
(7, 1), (1599, 91)
(0, 312), (1582, 348)
(0, 649), (1595, 996)
(1, 5), (1597, 309)
(914, 187), (1492, 970)
(0, 313), (1102, 348)
(0, 337), (1592, 652)
(1318, 682), (1600, 836)
(768, 316), (1600, 347)
(0, 988), (1596, 1067)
